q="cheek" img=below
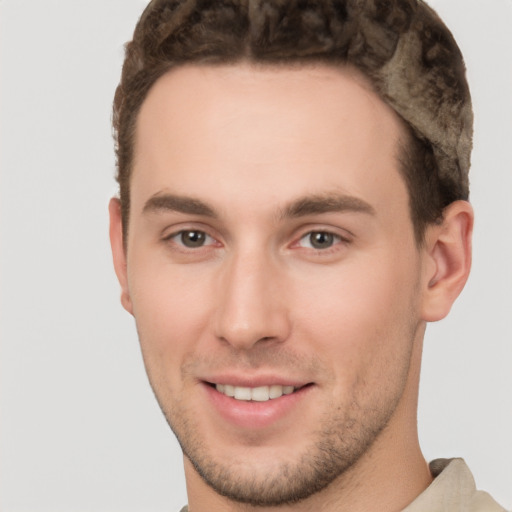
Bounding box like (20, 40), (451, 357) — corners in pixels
(127, 258), (216, 381)
(292, 252), (420, 381)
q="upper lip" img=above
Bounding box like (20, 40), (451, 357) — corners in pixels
(200, 373), (312, 388)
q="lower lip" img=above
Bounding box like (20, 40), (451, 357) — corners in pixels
(203, 383), (313, 430)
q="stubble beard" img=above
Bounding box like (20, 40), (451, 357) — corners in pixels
(156, 381), (407, 507)
(141, 312), (419, 507)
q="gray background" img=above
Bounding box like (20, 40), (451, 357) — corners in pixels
(1, 0), (511, 510)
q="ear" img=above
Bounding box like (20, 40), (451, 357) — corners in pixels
(108, 198), (133, 315)
(421, 200), (473, 322)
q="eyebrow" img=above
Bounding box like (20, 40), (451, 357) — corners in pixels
(142, 191), (375, 220)
(281, 193), (376, 219)
(143, 193), (217, 218)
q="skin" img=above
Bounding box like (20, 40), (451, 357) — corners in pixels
(110, 63), (473, 512)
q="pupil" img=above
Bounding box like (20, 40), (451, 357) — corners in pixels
(310, 232), (333, 249)
(182, 231), (205, 247)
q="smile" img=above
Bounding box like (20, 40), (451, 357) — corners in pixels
(214, 383), (297, 402)
(205, 381), (314, 428)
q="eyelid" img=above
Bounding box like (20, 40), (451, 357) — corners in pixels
(161, 225), (222, 249)
(297, 231), (343, 248)
(291, 225), (352, 243)
(170, 230), (215, 246)
(288, 226), (353, 256)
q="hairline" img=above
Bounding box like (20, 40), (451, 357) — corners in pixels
(121, 60), (433, 248)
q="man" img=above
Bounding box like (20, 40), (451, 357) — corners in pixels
(108, 0), (507, 510)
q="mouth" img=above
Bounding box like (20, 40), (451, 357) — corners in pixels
(203, 379), (315, 429)
(208, 382), (310, 402)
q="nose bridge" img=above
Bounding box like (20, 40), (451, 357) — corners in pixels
(215, 246), (289, 349)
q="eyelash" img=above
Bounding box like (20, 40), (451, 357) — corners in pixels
(161, 227), (351, 255)
(162, 229), (219, 250)
(294, 231), (349, 252)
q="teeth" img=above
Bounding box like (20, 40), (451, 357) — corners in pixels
(251, 386), (270, 402)
(215, 384), (297, 401)
(234, 387), (252, 400)
(269, 385), (283, 399)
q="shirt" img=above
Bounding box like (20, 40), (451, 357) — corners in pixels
(404, 458), (507, 512)
(179, 458), (507, 512)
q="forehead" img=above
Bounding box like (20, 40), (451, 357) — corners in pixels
(131, 63), (409, 224)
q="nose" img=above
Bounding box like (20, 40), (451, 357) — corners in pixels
(214, 250), (291, 350)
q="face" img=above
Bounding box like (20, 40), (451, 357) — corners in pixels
(117, 64), (430, 506)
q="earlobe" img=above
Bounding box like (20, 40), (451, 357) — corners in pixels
(421, 200), (473, 322)
(108, 198), (133, 315)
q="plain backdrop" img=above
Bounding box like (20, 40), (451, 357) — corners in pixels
(1, 1), (511, 511)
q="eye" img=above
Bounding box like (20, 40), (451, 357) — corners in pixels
(297, 231), (343, 250)
(168, 229), (216, 249)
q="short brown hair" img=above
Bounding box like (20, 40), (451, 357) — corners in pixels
(113, 0), (473, 243)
